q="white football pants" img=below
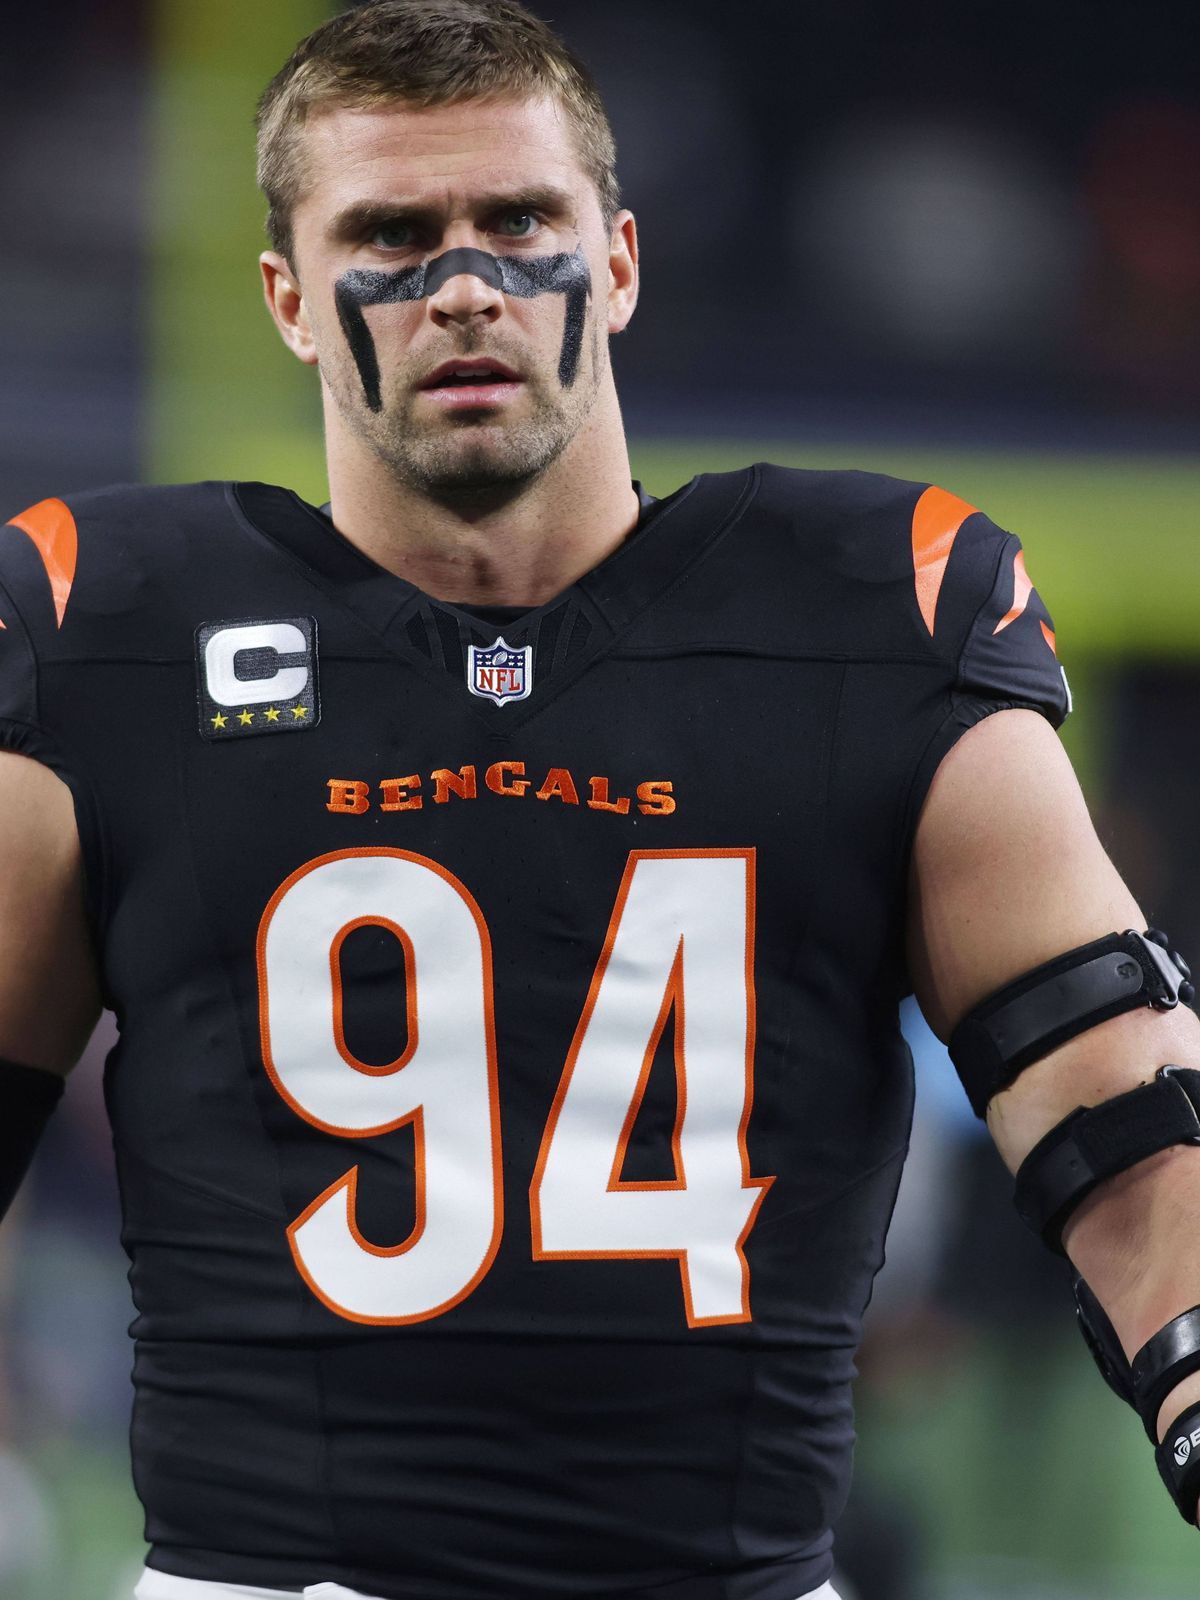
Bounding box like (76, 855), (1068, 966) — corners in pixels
(134, 1569), (841, 1600)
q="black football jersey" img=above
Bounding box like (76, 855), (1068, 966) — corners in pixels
(0, 467), (1068, 1600)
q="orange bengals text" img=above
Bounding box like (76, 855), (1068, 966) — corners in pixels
(326, 762), (676, 818)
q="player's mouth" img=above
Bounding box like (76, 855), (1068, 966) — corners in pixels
(419, 358), (524, 410)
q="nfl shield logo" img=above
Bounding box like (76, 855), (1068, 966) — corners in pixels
(467, 635), (533, 706)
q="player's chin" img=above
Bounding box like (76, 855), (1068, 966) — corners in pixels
(414, 431), (566, 495)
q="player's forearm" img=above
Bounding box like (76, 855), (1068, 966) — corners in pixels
(979, 964), (1200, 1495)
(1065, 1144), (1200, 1442)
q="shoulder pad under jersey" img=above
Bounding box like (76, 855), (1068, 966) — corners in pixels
(643, 464), (1069, 726)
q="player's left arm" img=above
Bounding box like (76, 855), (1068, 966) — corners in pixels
(907, 706), (1200, 1496)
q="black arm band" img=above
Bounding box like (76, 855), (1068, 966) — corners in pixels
(1134, 1306), (1200, 1441)
(949, 929), (1194, 1119)
(1157, 1401), (1200, 1522)
(1017, 1068), (1200, 1254)
(1077, 1274), (1200, 1444)
(0, 1055), (65, 1220)
(1014, 1065), (1200, 1251)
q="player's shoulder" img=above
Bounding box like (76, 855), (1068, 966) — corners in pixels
(751, 460), (927, 519)
(747, 461), (1001, 584)
(2, 479), (233, 571)
(671, 461), (1023, 664)
(0, 480), (250, 650)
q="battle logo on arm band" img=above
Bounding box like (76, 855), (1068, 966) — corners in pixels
(334, 245), (592, 412)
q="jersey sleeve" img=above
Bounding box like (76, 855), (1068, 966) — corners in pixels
(0, 572), (66, 775)
(952, 519), (1069, 723)
(0, 505), (86, 784)
(902, 501), (1071, 849)
(1, 502), (108, 934)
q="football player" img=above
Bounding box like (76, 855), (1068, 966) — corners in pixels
(2, 3), (1198, 1598)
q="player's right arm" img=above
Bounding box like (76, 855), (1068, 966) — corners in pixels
(0, 750), (101, 1075)
(1, 498), (104, 1221)
(0, 750), (101, 1223)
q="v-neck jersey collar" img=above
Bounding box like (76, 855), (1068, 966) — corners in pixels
(227, 467), (758, 725)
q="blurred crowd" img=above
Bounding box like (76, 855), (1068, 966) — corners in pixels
(1, 0), (1198, 510)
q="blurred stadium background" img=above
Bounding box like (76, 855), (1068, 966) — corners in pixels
(1, 1), (1197, 1596)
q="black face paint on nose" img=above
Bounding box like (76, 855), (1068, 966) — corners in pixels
(333, 245), (592, 412)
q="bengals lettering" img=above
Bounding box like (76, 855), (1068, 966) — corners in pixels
(326, 763), (676, 817)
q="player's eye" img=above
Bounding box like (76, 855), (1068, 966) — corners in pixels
(371, 220), (417, 250)
(496, 211), (539, 239)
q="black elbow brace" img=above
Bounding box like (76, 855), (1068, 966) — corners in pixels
(950, 929), (1200, 1524)
(949, 928), (1194, 1121)
(948, 928), (1196, 1252)
(1076, 1278), (1200, 1523)
(0, 1055), (65, 1221)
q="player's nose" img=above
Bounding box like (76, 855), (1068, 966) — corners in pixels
(426, 243), (504, 327)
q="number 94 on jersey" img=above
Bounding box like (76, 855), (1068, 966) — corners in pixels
(256, 846), (774, 1330)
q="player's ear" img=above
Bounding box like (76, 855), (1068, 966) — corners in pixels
(607, 210), (638, 334)
(260, 251), (319, 366)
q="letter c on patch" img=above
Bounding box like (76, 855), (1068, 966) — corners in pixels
(205, 621), (310, 706)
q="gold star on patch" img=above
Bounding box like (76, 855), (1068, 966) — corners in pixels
(291, 705), (308, 720)
(263, 706), (281, 722)
(237, 709), (254, 726)
(210, 712), (227, 730)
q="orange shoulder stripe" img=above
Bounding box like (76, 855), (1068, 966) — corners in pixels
(5, 498), (78, 629)
(992, 548), (1034, 635)
(911, 485), (978, 636)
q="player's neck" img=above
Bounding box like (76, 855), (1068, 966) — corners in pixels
(323, 393), (639, 608)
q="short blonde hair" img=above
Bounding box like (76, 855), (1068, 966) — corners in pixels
(256, 0), (621, 263)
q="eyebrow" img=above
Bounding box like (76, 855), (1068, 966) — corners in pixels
(326, 185), (577, 243)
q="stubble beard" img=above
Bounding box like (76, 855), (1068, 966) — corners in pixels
(327, 317), (605, 504)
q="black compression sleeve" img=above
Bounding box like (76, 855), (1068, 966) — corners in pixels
(0, 1056), (64, 1220)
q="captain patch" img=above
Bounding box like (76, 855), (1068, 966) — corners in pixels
(196, 616), (320, 739)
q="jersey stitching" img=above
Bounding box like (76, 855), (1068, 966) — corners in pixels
(722, 1341), (761, 1567)
(510, 468), (762, 732)
(313, 1343), (344, 1565)
(749, 1139), (910, 1236)
(953, 526), (1015, 693)
(226, 484), (521, 730)
(228, 475), (757, 739)
(223, 483), (409, 650)
(45, 652), (403, 666)
(724, 659), (845, 1566)
(170, 726), (303, 1309)
(768, 659), (845, 1099)
(115, 1143), (285, 1223)
(609, 646), (946, 664)
(279, 475), (705, 635)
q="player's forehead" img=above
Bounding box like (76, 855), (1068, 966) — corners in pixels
(297, 94), (589, 233)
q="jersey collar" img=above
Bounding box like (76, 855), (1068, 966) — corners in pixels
(229, 468), (757, 727)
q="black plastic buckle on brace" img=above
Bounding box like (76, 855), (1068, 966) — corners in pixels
(1138, 930), (1195, 1010)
